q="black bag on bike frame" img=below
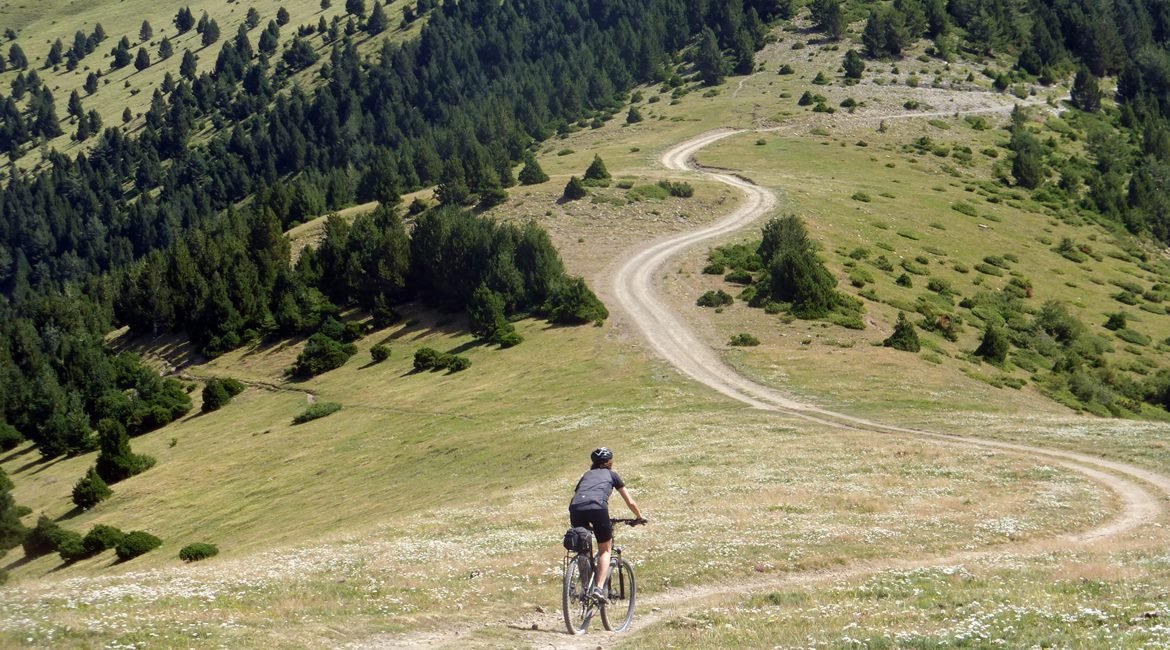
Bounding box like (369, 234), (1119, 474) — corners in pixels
(562, 526), (593, 554)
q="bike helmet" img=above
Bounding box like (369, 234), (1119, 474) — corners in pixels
(591, 447), (613, 463)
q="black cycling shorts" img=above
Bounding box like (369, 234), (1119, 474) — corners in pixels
(569, 508), (613, 544)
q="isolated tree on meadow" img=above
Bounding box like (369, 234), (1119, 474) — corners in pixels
(158, 36), (173, 59)
(7, 44), (27, 70)
(94, 419), (155, 485)
(83, 72), (98, 94)
(563, 175), (587, 201)
(974, 322), (1010, 364)
(72, 467), (112, 509)
(202, 19), (221, 47)
(122, 106), (133, 123)
(517, 154), (549, 185)
(67, 90), (83, 120)
(322, 0), (333, 9)
(584, 154), (610, 181)
(258, 23), (280, 56)
(134, 47), (151, 71)
(276, 6), (291, 26)
(180, 49), (198, 79)
(843, 49), (865, 79)
(346, 0), (366, 18)
(139, 20), (153, 43)
(46, 39), (63, 67)
(175, 7), (195, 34)
(883, 312), (920, 352)
(111, 37), (131, 69)
(245, 7), (262, 29)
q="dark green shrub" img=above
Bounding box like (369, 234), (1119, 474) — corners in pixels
(1117, 329), (1151, 346)
(975, 324), (1010, 364)
(447, 356), (472, 372)
(584, 155), (610, 181)
(656, 180), (694, 197)
(23, 516), (66, 559)
(697, 290), (734, 308)
(292, 402), (342, 424)
(544, 276), (609, 324)
(729, 333), (760, 346)
(83, 524), (125, 556)
(413, 348), (441, 371)
(1104, 312), (1128, 331)
(201, 377), (245, 413)
(95, 419), (155, 484)
(883, 312), (920, 352)
(370, 344), (390, 362)
(563, 176), (587, 201)
(495, 330), (524, 348)
(974, 263), (1004, 277)
(290, 333), (357, 377)
(55, 529), (87, 563)
(0, 423), (22, 451)
(703, 262), (726, 275)
(115, 530), (162, 561)
(179, 542), (219, 562)
(725, 269), (753, 284)
(72, 467), (112, 509)
(896, 273), (913, 288)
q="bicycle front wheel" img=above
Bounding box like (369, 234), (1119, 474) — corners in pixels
(600, 558), (636, 632)
(562, 555), (595, 635)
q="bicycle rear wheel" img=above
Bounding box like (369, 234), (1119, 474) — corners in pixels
(562, 555), (596, 634)
(600, 558), (636, 632)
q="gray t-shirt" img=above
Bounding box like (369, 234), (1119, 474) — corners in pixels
(569, 468), (625, 512)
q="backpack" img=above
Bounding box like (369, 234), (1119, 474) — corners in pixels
(562, 526), (593, 554)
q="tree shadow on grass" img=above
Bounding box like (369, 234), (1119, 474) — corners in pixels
(0, 443), (36, 465)
(3, 554), (34, 573)
(55, 506), (85, 522)
(11, 455), (61, 476)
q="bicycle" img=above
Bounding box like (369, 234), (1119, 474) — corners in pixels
(562, 518), (644, 635)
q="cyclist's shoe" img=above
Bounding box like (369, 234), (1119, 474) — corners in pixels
(590, 587), (608, 605)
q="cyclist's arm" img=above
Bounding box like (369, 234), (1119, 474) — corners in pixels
(616, 486), (643, 520)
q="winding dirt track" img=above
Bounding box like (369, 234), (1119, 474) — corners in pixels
(553, 128), (1170, 645)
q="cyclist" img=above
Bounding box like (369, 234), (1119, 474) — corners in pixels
(568, 447), (645, 604)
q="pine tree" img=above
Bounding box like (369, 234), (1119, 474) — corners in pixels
(843, 49), (865, 79)
(883, 312), (920, 352)
(277, 7), (291, 26)
(139, 20), (153, 43)
(563, 176), (587, 200)
(7, 44), (27, 70)
(72, 467), (112, 509)
(346, 0), (366, 17)
(122, 106), (133, 123)
(810, 0), (846, 40)
(175, 7), (195, 34)
(94, 419), (155, 484)
(974, 323), (1009, 364)
(584, 154), (610, 181)
(202, 19), (221, 47)
(695, 27), (726, 87)
(0, 468), (28, 552)
(111, 38), (131, 69)
(1072, 66), (1102, 113)
(46, 39), (63, 68)
(180, 49), (198, 79)
(134, 47), (150, 71)
(67, 90), (84, 120)
(245, 7), (262, 29)
(158, 36), (173, 59)
(517, 154), (549, 185)
(367, 2), (389, 34)
(83, 72), (98, 94)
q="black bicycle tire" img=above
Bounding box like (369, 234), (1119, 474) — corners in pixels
(599, 558), (636, 632)
(562, 555), (595, 635)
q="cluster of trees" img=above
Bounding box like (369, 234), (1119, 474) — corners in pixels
(0, 294), (191, 458)
(23, 516), (160, 564)
(44, 23), (107, 71)
(0, 1), (773, 467)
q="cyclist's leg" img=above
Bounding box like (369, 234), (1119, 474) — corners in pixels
(591, 511), (614, 591)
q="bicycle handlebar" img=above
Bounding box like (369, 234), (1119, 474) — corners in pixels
(610, 517), (648, 526)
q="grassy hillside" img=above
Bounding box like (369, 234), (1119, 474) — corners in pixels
(0, 0), (420, 171)
(4, 6), (1170, 650)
